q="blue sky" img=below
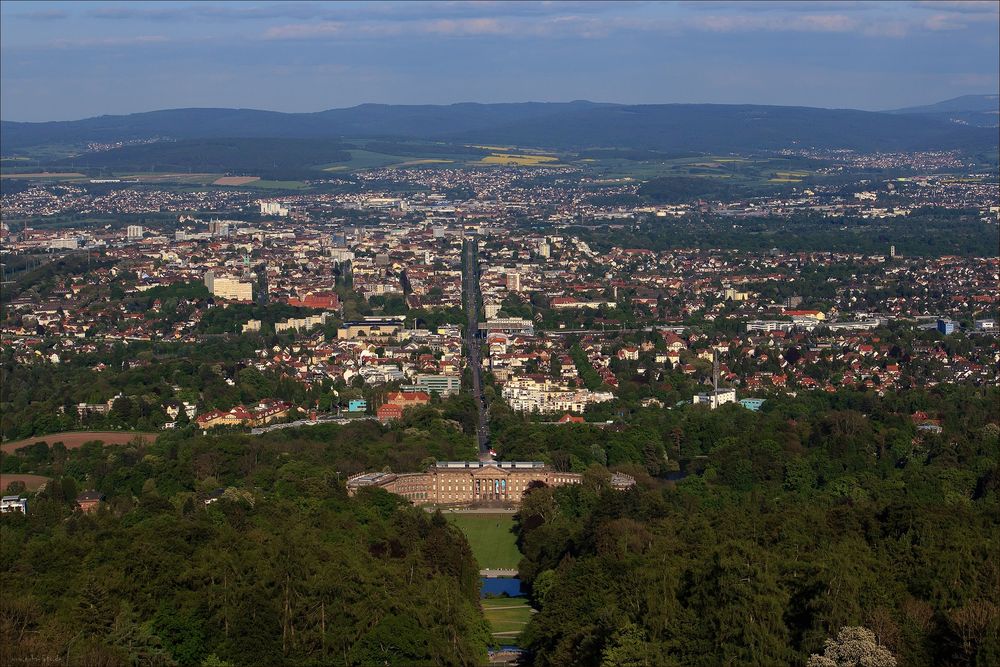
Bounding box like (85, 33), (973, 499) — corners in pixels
(1, 1), (998, 121)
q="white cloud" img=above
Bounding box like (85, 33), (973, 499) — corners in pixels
(913, 1), (1000, 14)
(923, 13), (968, 31)
(50, 35), (169, 48)
(9, 8), (68, 20)
(261, 6), (991, 42)
(264, 21), (344, 40)
(688, 13), (859, 33)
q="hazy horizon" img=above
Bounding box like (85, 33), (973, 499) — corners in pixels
(4, 94), (1000, 126)
(2, 0), (998, 122)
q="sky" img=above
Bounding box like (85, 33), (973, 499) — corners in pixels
(1, 0), (998, 121)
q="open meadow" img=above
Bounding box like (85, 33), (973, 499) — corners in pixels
(482, 597), (534, 644)
(447, 513), (521, 570)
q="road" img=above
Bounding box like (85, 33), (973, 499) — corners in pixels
(463, 238), (492, 461)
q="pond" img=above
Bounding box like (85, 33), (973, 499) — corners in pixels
(490, 646), (524, 654)
(480, 577), (524, 598)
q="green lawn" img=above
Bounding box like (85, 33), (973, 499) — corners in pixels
(482, 597), (534, 638)
(447, 513), (521, 570)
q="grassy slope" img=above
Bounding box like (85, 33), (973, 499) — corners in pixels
(447, 513), (521, 570)
(482, 597), (534, 636)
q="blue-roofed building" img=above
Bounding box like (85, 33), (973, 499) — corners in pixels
(937, 319), (956, 335)
(739, 398), (766, 412)
(347, 399), (367, 413)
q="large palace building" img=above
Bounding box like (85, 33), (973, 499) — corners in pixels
(346, 461), (634, 507)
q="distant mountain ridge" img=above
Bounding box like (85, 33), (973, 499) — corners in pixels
(0, 102), (605, 150)
(888, 94), (999, 114)
(2, 99), (997, 154)
(886, 94), (999, 128)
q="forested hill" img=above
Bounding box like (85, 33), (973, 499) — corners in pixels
(3, 100), (995, 153)
(887, 94), (999, 128)
(0, 102), (598, 151)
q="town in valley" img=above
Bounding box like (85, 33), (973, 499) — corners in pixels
(2, 1), (998, 666)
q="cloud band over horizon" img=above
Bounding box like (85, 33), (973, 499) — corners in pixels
(1, 0), (997, 122)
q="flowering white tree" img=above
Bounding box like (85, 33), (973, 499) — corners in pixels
(807, 626), (897, 667)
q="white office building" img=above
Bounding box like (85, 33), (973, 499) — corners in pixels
(1, 496), (27, 513)
(259, 200), (289, 217)
(692, 388), (737, 409)
(204, 271), (253, 301)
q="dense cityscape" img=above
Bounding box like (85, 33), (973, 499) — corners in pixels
(3, 171), (996, 434)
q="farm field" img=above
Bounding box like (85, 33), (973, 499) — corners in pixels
(478, 153), (559, 166)
(242, 179), (308, 190)
(213, 175), (261, 186)
(395, 158), (455, 167)
(336, 149), (477, 171)
(119, 173), (221, 184)
(338, 149), (420, 170)
(447, 513), (521, 570)
(1, 431), (157, 455)
(0, 171), (87, 179)
(0, 473), (52, 492)
(576, 152), (822, 189)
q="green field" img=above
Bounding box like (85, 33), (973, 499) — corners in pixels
(338, 149), (418, 170)
(482, 597), (534, 642)
(447, 513), (520, 570)
(242, 179), (308, 190)
(572, 153), (821, 187)
(336, 148), (478, 171)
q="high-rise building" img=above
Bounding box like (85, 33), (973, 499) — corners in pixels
(126, 225), (144, 240)
(49, 237), (81, 250)
(506, 272), (521, 292)
(329, 247), (355, 263)
(784, 296), (803, 308)
(259, 201), (289, 217)
(208, 220), (230, 236)
(204, 271), (253, 301)
(724, 288), (749, 301)
(410, 374), (462, 397)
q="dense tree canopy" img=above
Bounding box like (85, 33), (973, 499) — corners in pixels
(0, 421), (488, 666)
(512, 387), (1000, 666)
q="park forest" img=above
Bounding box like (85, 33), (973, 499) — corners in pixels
(1, 383), (998, 665)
